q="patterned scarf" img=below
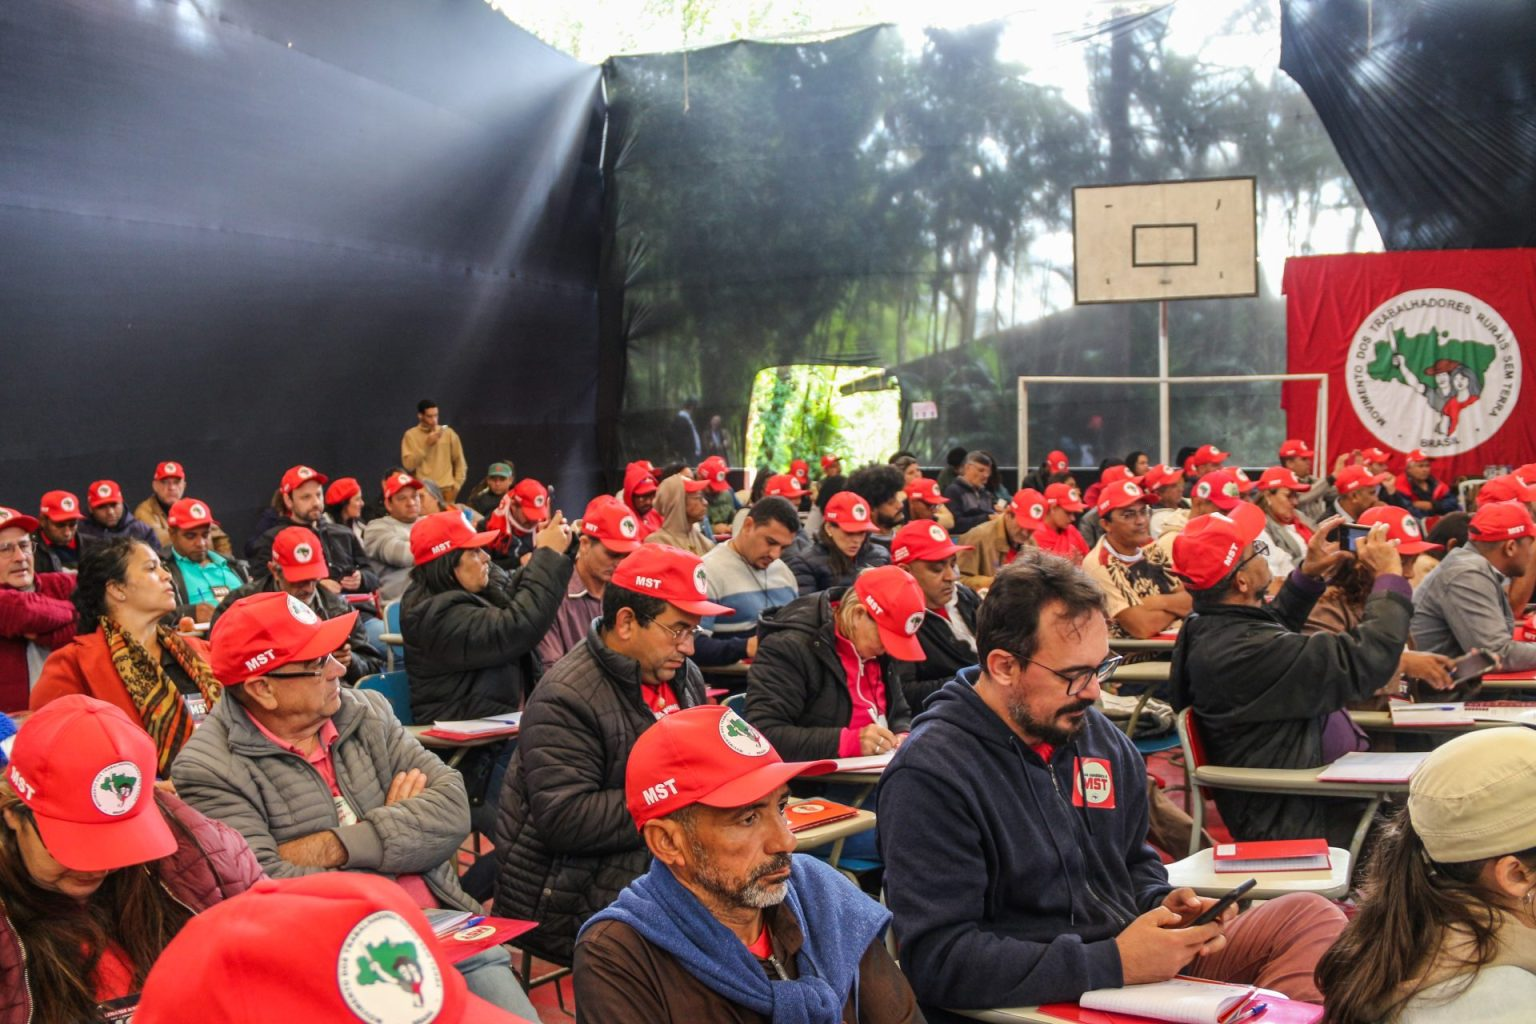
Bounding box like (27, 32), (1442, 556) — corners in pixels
(100, 617), (224, 776)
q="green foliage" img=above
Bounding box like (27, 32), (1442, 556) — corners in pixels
(746, 364), (898, 470)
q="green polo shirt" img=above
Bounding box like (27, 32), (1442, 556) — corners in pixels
(173, 550), (243, 606)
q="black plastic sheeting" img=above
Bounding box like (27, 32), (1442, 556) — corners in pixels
(0, 0), (605, 537)
(1281, 0), (1536, 251)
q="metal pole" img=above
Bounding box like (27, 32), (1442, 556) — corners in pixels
(1017, 376), (1029, 483)
(1158, 300), (1171, 465)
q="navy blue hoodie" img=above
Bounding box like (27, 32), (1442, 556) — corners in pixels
(877, 669), (1172, 1021)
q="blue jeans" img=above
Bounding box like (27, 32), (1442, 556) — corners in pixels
(456, 944), (541, 1021)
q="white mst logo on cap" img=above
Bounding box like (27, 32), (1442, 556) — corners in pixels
(619, 516), (639, 539)
(190, 503), (208, 519)
(97, 484), (112, 498)
(693, 564), (709, 596)
(1403, 518), (1421, 537)
(1069, 489), (1081, 502)
(297, 467), (314, 480)
(1121, 482), (1140, 499)
(904, 611), (924, 636)
(335, 910), (444, 1024)
(60, 496), (76, 511)
(164, 462), (181, 475)
(286, 594), (319, 625)
(1195, 482), (1212, 498)
(851, 502), (869, 521)
(927, 524), (947, 542)
(1030, 503), (1045, 520)
(91, 761), (143, 816)
(534, 494), (546, 508)
(718, 710), (771, 757)
(292, 542), (314, 563)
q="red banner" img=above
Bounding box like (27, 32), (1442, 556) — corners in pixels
(1284, 250), (1536, 482)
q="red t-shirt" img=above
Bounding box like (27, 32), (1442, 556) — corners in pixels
(747, 925), (774, 959)
(93, 943), (135, 1003)
(642, 681), (681, 719)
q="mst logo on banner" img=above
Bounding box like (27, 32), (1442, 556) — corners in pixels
(1284, 250), (1536, 480)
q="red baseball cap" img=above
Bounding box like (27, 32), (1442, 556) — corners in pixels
(580, 496), (644, 553)
(280, 465), (328, 495)
(0, 507), (41, 535)
(1010, 488), (1048, 530)
(1256, 467), (1311, 493)
(1192, 470), (1246, 512)
(1517, 612), (1536, 643)
(1172, 502), (1267, 591)
(673, 474), (711, 494)
(210, 590), (358, 685)
(1360, 447), (1391, 464)
(626, 464), (660, 497)
(134, 873), (531, 1024)
(625, 706), (834, 830)
(1334, 464), (1392, 496)
(1096, 478), (1149, 517)
(167, 498), (217, 530)
(609, 545), (734, 616)
(905, 478), (949, 505)
(87, 480), (123, 508)
(1044, 483), (1086, 513)
(1476, 475), (1536, 507)
(1404, 449), (1431, 465)
(1142, 464), (1184, 490)
(324, 477), (361, 506)
(1190, 443), (1229, 466)
(382, 471), (424, 500)
(697, 456), (731, 493)
(1469, 501), (1536, 543)
(410, 510), (500, 566)
(1358, 506), (1442, 555)
(510, 478), (552, 522)
(1278, 439), (1314, 460)
(154, 460), (185, 481)
(1046, 450), (1069, 473)
(891, 521), (972, 565)
(1099, 465), (1138, 489)
(820, 454), (841, 474)
(271, 526), (331, 582)
(5, 695), (175, 871)
(1515, 463), (1536, 487)
(38, 491), (85, 523)
(789, 459), (810, 482)
(823, 492), (877, 533)
(763, 474), (807, 500)
(852, 565), (927, 661)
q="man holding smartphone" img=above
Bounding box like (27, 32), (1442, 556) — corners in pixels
(1413, 500), (1536, 672)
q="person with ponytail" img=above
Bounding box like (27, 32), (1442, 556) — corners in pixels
(1318, 728), (1536, 1021)
(0, 695), (261, 1024)
(30, 537), (222, 776)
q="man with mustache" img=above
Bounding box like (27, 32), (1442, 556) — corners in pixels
(573, 705), (921, 1023)
(878, 553), (1346, 1020)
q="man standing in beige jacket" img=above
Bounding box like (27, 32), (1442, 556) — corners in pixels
(401, 398), (467, 502)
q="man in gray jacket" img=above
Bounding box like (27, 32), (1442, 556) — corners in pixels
(1413, 500), (1536, 672)
(362, 470), (424, 600)
(171, 590), (540, 1019)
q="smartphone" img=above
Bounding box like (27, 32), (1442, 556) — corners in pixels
(1451, 649), (1498, 685)
(1329, 523), (1372, 553)
(1190, 878), (1256, 926)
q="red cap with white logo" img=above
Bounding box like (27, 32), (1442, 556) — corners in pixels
(1517, 613), (1536, 643)
(154, 461), (185, 481)
(280, 465), (328, 495)
(1405, 449), (1430, 465)
(1141, 464), (1185, 490)
(762, 474), (807, 500)
(890, 521), (972, 565)
(905, 478), (949, 505)
(0, 507), (41, 534)
(1190, 443), (1229, 466)
(1010, 488), (1048, 530)
(1192, 470), (1246, 512)
(1045, 483), (1086, 513)
(1360, 447), (1391, 465)
(210, 590), (358, 685)
(580, 496), (644, 553)
(1334, 465), (1393, 496)
(167, 498), (217, 531)
(410, 510), (500, 566)
(39, 491), (85, 523)
(823, 492), (877, 533)
(697, 456), (731, 493)
(510, 478), (552, 522)
(625, 706), (834, 830)
(1256, 467), (1311, 493)
(1046, 450), (1069, 473)
(852, 564), (927, 661)
(87, 480), (123, 508)
(1098, 465), (1138, 490)
(1476, 475), (1536, 507)
(1469, 501), (1536, 543)
(609, 545), (734, 616)
(1358, 506), (1442, 555)
(790, 459), (810, 483)
(1278, 439), (1314, 460)
(323, 477), (361, 506)
(382, 471), (423, 500)
(1096, 479), (1149, 517)
(271, 526), (331, 582)
(1172, 502), (1268, 591)
(821, 454), (841, 474)
(6, 695), (176, 871)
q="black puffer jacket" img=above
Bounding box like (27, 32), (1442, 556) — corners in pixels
(902, 583), (981, 713)
(401, 548), (570, 723)
(783, 535), (890, 596)
(248, 517), (381, 599)
(492, 625), (707, 965)
(745, 588), (914, 762)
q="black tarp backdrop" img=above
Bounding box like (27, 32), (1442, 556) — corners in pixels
(1281, 0), (1536, 250)
(0, 0), (606, 543)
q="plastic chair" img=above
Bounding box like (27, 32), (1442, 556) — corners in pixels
(382, 599), (404, 670)
(356, 671), (413, 726)
(722, 692), (748, 718)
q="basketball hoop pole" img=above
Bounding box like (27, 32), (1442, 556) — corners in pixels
(1158, 300), (1171, 465)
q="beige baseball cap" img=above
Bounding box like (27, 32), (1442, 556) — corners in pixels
(1408, 728), (1536, 863)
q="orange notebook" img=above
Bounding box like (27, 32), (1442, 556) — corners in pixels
(785, 799), (860, 832)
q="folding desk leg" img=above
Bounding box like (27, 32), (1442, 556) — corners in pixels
(1186, 779), (1206, 857)
(1346, 795), (1383, 873)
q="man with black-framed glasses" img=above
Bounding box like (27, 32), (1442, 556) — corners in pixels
(493, 544), (735, 968)
(1083, 479), (1191, 639)
(878, 552), (1346, 1020)
(0, 506), (77, 708)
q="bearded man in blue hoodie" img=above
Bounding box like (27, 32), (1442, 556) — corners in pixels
(877, 553), (1345, 1021)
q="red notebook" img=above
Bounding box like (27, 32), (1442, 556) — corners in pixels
(419, 725), (520, 741)
(785, 799), (860, 833)
(434, 916), (538, 964)
(1212, 839), (1328, 873)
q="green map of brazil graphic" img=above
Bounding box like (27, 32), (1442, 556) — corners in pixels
(1366, 327), (1497, 392)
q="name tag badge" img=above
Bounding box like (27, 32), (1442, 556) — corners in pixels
(211, 585), (230, 600)
(183, 695), (209, 724)
(334, 795), (359, 827)
(1071, 757), (1116, 810)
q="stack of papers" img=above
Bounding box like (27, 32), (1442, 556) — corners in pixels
(1317, 751), (1428, 783)
(828, 751), (895, 773)
(1389, 702), (1536, 726)
(1040, 978), (1322, 1024)
(422, 714), (522, 740)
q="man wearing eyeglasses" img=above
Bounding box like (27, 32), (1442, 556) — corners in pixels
(878, 553), (1346, 1020)
(493, 545), (735, 968)
(0, 507), (78, 710)
(1082, 479), (1191, 639)
(171, 591), (543, 1018)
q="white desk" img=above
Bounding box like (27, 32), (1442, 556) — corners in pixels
(1165, 846), (1352, 901)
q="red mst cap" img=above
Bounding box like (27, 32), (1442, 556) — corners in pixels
(511, 478), (551, 522)
(1046, 450), (1069, 473)
(167, 498), (217, 530)
(1142, 464), (1184, 490)
(763, 474), (807, 500)
(1360, 447), (1391, 464)
(410, 510), (500, 566)
(675, 475), (711, 494)
(5, 695), (175, 872)
(1405, 449), (1431, 465)
(625, 706), (834, 830)
(382, 471), (424, 500)
(1256, 467), (1311, 493)
(853, 564), (927, 661)
(580, 496), (644, 553)
(1335, 465), (1393, 496)
(1096, 479), (1149, 517)
(1172, 502), (1268, 591)
(210, 591), (357, 685)
(1469, 501), (1536, 543)
(1278, 439), (1314, 460)
(698, 456), (731, 493)
(1099, 465), (1137, 489)
(1192, 470), (1245, 512)
(609, 545), (734, 617)
(823, 492), (877, 533)
(789, 459), (810, 483)
(905, 478), (949, 505)
(1190, 443), (1229, 465)
(821, 454), (841, 474)
(1518, 612), (1536, 643)
(87, 480), (123, 508)
(324, 477), (361, 506)
(154, 461), (185, 481)
(1476, 475), (1536, 507)
(1358, 506), (1442, 555)
(1011, 488), (1048, 530)
(134, 873), (531, 1024)
(39, 491), (85, 523)
(1045, 483), (1086, 513)
(271, 526), (331, 582)
(890, 521), (972, 565)
(280, 465), (328, 495)
(0, 507), (41, 535)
